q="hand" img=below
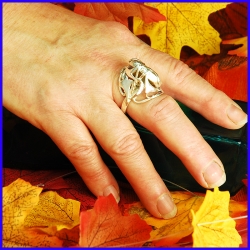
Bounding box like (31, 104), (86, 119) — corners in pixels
(3, 3), (247, 219)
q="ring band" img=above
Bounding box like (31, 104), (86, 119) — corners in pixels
(119, 58), (163, 113)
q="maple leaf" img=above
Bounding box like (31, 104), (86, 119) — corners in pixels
(74, 3), (166, 28)
(133, 3), (228, 59)
(2, 178), (62, 247)
(33, 225), (80, 247)
(124, 192), (205, 246)
(79, 194), (151, 247)
(124, 190), (247, 246)
(208, 3), (247, 40)
(203, 55), (247, 102)
(24, 190), (80, 230)
(222, 36), (247, 57)
(191, 187), (242, 247)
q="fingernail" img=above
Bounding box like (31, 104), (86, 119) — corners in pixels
(227, 104), (247, 126)
(157, 193), (177, 219)
(103, 185), (120, 203)
(203, 161), (226, 188)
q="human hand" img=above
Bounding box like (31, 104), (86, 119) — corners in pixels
(3, 3), (247, 219)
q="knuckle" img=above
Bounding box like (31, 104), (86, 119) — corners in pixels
(148, 95), (181, 124)
(82, 167), (108, 183)
(101, 21), (142, 47)
(202, 89), (226, 110)
(168, 57), (196, 86)
(111, 132), (143, 157)
(108, 22), (135, 41)
(67, 142), (97, 161)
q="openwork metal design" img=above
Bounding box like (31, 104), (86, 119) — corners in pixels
(119, 58), (163, 113)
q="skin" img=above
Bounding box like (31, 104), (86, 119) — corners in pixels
(3, 3), (247, 219)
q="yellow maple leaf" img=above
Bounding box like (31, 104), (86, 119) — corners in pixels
(222, 36), (247, 57)
(133, 3), (228, 59)
(191, 187), (242, 247)
(125, 190), (246, 246)
(24, 190), (80, 230)
(126, 192), (205, 245)
(2, 178), (62, 247)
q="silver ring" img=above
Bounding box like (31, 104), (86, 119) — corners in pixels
(119, 58), (163, 113)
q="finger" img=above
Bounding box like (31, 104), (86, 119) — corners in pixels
(127, 93), (226, 190)
(85, 99), (177, 219)
(42, 112), (120, 203)
(143, 49), (247, 129)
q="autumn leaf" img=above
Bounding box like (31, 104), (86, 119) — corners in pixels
(203, 55), (247, 102)
(24, 190), (80, 231)
(222, 36), (247, 57)
(124, 192), (205, 246)
(124, 191), (247, 246)
(191, 187), (242, 247)
(34, 225), (80, 247)
(79, 194), (151, 247)
(74, 3), (166, 28)
(3, 228), (63, 247)
(133, 3), (228, 59)
(2, 178), (62, 247)
(208, 3), (247, 40)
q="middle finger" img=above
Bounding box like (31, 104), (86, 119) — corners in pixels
(128, 93), (226, 189)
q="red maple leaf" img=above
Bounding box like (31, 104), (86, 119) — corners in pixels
(208, 3), (247, 40)
(74, 3), (166, 27)
(79, 194), (152, 247)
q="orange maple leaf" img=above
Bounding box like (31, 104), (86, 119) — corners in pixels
(79, 194), (152, 247)
(222, 36), (247, 57)
(33, 225), (80, 247)
(191, 187), (242, 247)
(124, 192), (204, 246)
(74, 3), (166, 27)
(203, 55), (247, 102)
(124, 190), (247, 246)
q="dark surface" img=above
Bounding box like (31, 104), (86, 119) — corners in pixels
(3, 100), (247, 195)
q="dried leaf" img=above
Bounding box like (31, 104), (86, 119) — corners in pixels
(191, 187), (242, 247)
(24, 190), (80, 230)
(4, 228), (63, 247)
(74, 3), (166, 27)
(209, 3), (247, 40)
(2, 178), (62, 247)
(222, 36), (247, 57)
(180, 43), (242, 77)
(125, 192), (204, 246)
(133, 3), (228, 59)
(79, 194), (151, 247)
(203, 55), (247, 102)
(124, 190), (247, 246)
(34, 225), (80, 247)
